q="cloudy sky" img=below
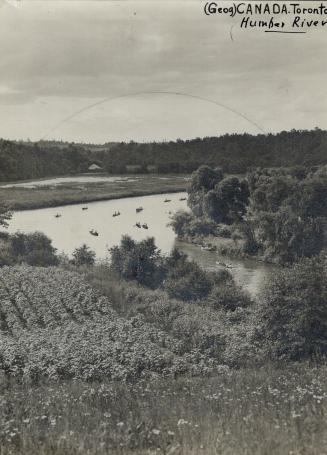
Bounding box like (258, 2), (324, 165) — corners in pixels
(0, 0), (326, 143)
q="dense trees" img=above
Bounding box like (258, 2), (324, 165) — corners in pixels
(109, 238), (250, 306)
(187, 166), (249, 224)
(10, 232), (58, 266)
(175, 162), (327, 265)
(0, 140), (90, 181)
(246, 167), (327, 263)
(97, 128), (327, 174)
(168, 210), (217, 238)
(256, 256), (327, 360)
(0, 128), (326, 181)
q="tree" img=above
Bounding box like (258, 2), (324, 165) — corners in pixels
(110, 236), (163, 287)
(72, 244), (96, 266)
(163, 252), (213, 301)
(10, 232), (58, 266)
(188, 165), (224, 216)
(256, 256), (327, 360)
(203, 177), (249, 224)
(187, 166), (249, 224)
(168, 211), (217, 238)
(168, 210), (193, 237)
(246, 169), (327, 263)
(0, 204), (12, 228)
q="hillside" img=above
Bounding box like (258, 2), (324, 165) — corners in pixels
(0, 266), (218, 380)
(1, 128), (326, 181)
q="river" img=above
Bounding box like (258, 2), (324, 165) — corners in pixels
(6, 191), (274, 296)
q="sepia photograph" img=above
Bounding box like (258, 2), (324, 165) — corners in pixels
(0, 0), (326, 453)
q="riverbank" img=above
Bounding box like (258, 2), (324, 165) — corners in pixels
(0, 174), (189, 210)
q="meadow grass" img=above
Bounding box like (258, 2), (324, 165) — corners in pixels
(0, 175), (188, 210)
(1, 363), (327, 454)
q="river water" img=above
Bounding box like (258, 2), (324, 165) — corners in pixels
(6, 192), (274, 296)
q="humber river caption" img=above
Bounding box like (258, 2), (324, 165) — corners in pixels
(204, 2), (327, 30)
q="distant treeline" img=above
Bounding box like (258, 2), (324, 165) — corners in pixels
(0, 128), (326, 181)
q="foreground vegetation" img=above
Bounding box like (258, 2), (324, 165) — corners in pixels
(1, 365), (327, 454)
(0, 174), (188, 210)
(1, 233), (326, 380)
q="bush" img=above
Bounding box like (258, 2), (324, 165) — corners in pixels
(110, 235), (164, 288)
(163, 255), (213, 301)
(169, 211), (217, 238)
(10, 232), (58, 266)
(256, 256), (327, 360)
(205, 283), (252, 311)
(168, 210), (193, 237)
(215, 225), (232, 238)
(72, 244), (96, 266)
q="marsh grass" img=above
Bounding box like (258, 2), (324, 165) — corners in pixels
(1, 364), (327, 454)
(0, 175), (188, 211)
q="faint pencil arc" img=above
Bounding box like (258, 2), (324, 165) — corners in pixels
(40, 91), (266, 140)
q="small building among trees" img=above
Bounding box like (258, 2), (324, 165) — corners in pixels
(88, 163), (102, 172)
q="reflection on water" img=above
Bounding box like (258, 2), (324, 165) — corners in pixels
(6, 191), (275, 296)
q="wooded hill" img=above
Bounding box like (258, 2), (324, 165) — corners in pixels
(0, 128), (326, 181)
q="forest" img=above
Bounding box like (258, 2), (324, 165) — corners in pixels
(170, 163), (327, 265)
(0, 128), (326, 181)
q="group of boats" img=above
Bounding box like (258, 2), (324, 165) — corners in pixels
(53, 195), (188, 237)
(69, 204), (150, 236)
(216, 261), (235, 269)
(135, 222), (148, 229)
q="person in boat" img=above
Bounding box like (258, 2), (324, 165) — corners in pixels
(164, 198), (171, 202)
(135, 222), (141, 228)
(82, 207), (88, 210)
(179, 197), (187, 201)
(55, 213), (61, 218)
(136, 207), (143, 213)
(142, 223), (148, 229)
(89, 229), (99, 236)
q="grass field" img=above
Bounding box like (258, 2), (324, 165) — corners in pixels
(0, 174), (189, 210)
(1, 364), (327, 454)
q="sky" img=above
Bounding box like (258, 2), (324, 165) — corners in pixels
(0, 0), (326, 143)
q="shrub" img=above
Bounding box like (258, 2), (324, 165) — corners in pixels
(10, 232), (58, 266)
(205, 283), (252, 312)
(163, 256), (213, 301)
(72, 244), (96, 266)
(256, 256), (327, 360)
(0, 204), (12, 229)
(169, 211), (217, 238)
(168, 210), (193, 237)
(110, 235), (163, 288)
